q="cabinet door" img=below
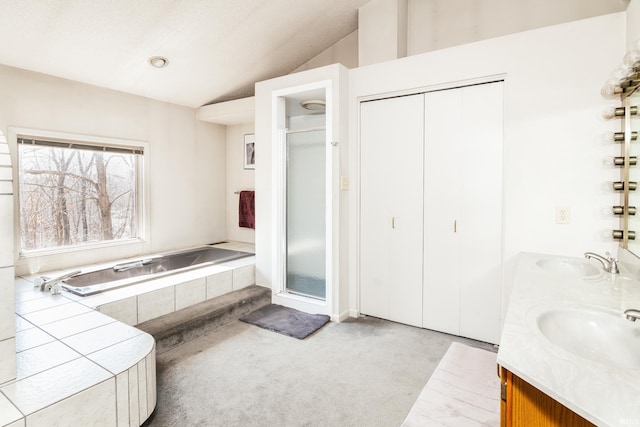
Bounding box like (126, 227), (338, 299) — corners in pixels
(360, 94), (424, 327)
(503, 369), (596, 426)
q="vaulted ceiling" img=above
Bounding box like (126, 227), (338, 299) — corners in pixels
(0, 0), (630, 109)
(0, 0), (369, 108)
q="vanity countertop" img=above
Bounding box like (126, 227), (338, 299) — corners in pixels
(497, 252), (640, 427)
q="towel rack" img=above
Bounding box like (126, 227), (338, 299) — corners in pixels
(234, 190), (254, 194)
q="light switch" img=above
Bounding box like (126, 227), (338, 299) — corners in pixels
(340, 176), (349, 190)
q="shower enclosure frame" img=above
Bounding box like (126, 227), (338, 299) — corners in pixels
(271, 79), (338, 317)
(254, 63), (348, 321)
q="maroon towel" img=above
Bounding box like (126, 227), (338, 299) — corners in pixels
(239, 190), (255, 229)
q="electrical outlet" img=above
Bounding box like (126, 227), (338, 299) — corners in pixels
(556, 206), (571, 224)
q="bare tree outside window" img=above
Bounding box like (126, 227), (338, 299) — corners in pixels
(18, 139), (139, 251)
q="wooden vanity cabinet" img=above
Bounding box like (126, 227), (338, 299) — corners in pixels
(499, 366), (596, 427)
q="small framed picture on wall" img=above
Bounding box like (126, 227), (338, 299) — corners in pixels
(244, 134), (255, 170)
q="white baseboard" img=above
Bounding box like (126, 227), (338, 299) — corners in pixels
(331, 309), (351, 323)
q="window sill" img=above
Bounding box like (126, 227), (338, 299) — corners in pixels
(15, 239), (149, 277)
(19, 238), (146, 260)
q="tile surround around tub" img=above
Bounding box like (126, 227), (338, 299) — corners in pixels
(0, 338), (16, 386)
(15, 328), (55, 352)
(14, 316), (34, 333)
(90, 256), (255, 325)
(0, 166), (10, 180)
(16, 340), (81, 380)
(145, 350), (156, 413)
(0, 392), (22, 426)
(25, 378), (116, 427)
(116, 371), (129, 426)
(0, 266), (16, 386)
(206, 270), (233, 299)
(62, 321), (143, 355)
(175, 277), (206, 311)
(87, 333), (155, 375)
(1, 302), (156, 426)
(15, 295), (72, 316)
(137, 358), (148, 420)
(13, 277), (34, 294)
(38, 310), (116, 339)
(97, 296), (138, 326)
(0, 267), (16, 341)
(128, 363), (140, 427)
(69, 249), (256, 326)
(20, 300), (92, 325)
(232, 265), (255, 290)
(3, 242), (254, 426)
(137, 286), (175, 323)
(0, 153), (10, 166)
(0, 195), (14, 267)
(14, 288), (47, 304)
(1, 357), (112, 415)
(0, 181), (12, 195)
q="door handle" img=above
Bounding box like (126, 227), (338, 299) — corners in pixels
(454, 220), (457, 233)
(392, 217), (395, 229)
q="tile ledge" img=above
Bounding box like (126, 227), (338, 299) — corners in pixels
(5, 290), (156, 426)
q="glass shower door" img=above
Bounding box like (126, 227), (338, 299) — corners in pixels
(285, 128), (326, 299)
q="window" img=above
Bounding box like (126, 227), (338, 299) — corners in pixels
(16, 133), (145, 253)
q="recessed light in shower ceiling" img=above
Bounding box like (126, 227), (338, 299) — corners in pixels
(300, 99), (326, 111)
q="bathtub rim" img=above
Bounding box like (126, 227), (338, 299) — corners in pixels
(58, 244), (254, 297)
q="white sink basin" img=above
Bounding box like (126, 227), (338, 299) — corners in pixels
(536, 258), (601, 278)
(530, 305), (640, 369)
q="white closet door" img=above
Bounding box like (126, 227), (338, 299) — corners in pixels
(360, 94), (424, 327)
(423, 82), (503, 344)
(458, 82), (503, 344)
(423, 89), (463, 335)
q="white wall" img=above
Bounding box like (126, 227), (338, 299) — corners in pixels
(359, 0), (408, 66)
(0, 65), (227, 275)
(407, 0), (627, 56)
(627, 0), (640, 49)
(293, 0), (628, 75)
(225, 123), (255, 243)
(349, 13), (626, 322)
(0, 130), (15, 384)
(294, 31), (360, 72)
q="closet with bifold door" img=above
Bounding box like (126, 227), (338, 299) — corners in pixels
(360, 93), (425, 328)
(359, 81), (503, 344)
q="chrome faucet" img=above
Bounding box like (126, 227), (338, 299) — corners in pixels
(584, 251), (620, 274)
(39, 270), (82, 292)
(624, 309), (640, 322)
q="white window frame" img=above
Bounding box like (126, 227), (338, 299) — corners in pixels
(9, 127), (150, 259)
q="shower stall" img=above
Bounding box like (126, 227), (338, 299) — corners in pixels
(255, 64), (348, 320)
(271, 81), (335, 315)
(286, 127), (326, 299)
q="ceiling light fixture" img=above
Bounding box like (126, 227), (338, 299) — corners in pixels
(300, 99), (326, 111)
(148, 56), (169, 69)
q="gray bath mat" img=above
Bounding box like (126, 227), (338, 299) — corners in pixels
(240, 304), (330, 339)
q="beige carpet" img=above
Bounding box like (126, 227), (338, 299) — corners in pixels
(147, 316), (496, 427)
